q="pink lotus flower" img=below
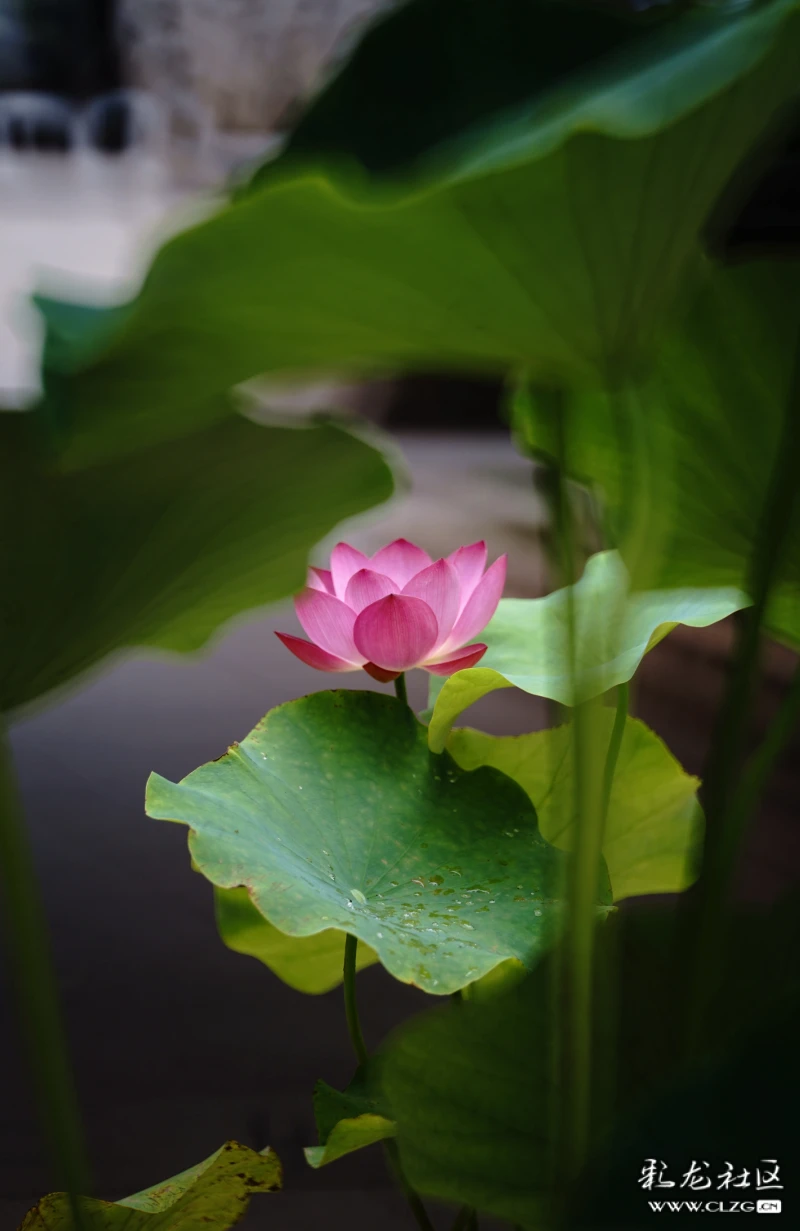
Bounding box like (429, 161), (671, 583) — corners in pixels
(276, 538), (506, 682)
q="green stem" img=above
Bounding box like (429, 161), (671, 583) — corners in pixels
(394, 673), (409, 707)
(0, 721), (89, 1226)
(563, 681), (628, 1169)
(691, 657), (800, 963)
(563, 697), (605, 1178)
(450, 1209), (479, 1230)
(343, 933), (368, 1068)
(600, 684), (628, 830)
(735, 659), (800, 829)
(383, 1139), (437, 1231)
(683, 336), (800, 1054)
(342, 935), (435, 1231)
(552, 395), (606, 1179)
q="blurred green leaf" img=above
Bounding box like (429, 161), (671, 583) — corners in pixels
(0, 410), (393, 714)
(513, 260), (800, 647)
(448, 712), (702, 901)
(18, 1141), (281, 1229)
(382, 944), (561, 1227)
(214, 885), (378, 994)
(40, 1), (800, 463)
(305, 1066), (396, 1168)
(272, 0), (672, 179)
(146, 691), (604, 995)
(33, 294), (233, 468)
(427, 551), (747, 747)
(381, 897), (800, 1226)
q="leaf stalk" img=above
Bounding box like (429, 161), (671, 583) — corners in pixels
(0, 719), (89, 1227)
(343, 933), (435, 1231)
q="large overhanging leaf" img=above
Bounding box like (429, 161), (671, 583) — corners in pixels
(513, 260), (800, 648)
(145, 691), (609, 995)
(18, 1141), (281, 1230)
(427, 551), (747, 749)
(0, 409), (393, 714)
(448, 713), (701, 902)
(214, 885), (378, 994)
(37, 0), (800, 464)
(33, 297), (228, 467)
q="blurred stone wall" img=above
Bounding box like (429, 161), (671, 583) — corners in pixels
(116, 0), (394, 135)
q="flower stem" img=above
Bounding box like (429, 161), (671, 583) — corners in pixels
(343, 933), (368, 1068)
(383, 1139), (437, 1231)
(343, 934), (435, 1231)
(0, 720), (89, 1227)
(394, 673), (409, 707)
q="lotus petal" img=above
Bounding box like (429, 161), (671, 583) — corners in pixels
(353, 593), (438, 671)
(330, 542), (372, 599)
(425, 643), (488, 675)
(446, 555), (508, 649)
(275, 633), (357, 672)
(370, 538), (433, 588)
(345, 568), (397, 612)
(308, 567), (335, 594)
(403, 558), (461, 651)
(447, 541), (488, 609)
(295, 588), (364, 662)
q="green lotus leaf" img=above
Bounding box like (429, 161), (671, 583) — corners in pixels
(18, 1141), (281, 1230)
(427, 551), (747, 748)
(214, 885), (378, 994)
(305, 1112), (395, 1169)
(273, 0), (799, 186)
(305, 1065), (395, 1168)
(448, 713), (702, 902)
(0, 409), (393, 715)
(512, 260), (800, 647)
(38, 1), (800, 463)
(382, 897), (800, 1226)
(146, 691), (609, 995)
(33, 295), (228, 466)
(382, 949), (561, 1228)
